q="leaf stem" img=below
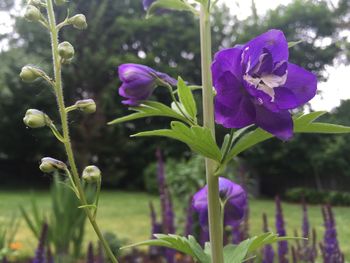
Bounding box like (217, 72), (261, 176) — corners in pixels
(199, 3), (224, 263)
(45, 1), (119, 262)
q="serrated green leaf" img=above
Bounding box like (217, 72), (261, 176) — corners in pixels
(177, 77), (197, 120)
(108, 101), (188, 125)
(147, 0), (194, 17)
(224, 239), (254, 263)
(132, 121), (222, 161)
(121, 234), (207, 262)
(288, 40), (303, 48)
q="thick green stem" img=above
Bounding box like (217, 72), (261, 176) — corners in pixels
(45, 1), (118, 262)
(199, 3), (224, 263)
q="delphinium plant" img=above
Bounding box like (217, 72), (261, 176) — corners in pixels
(20, 0), (350, 262)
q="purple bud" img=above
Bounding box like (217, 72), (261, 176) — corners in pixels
(118, 63), (176, 106)
(275, 196), (288, 263)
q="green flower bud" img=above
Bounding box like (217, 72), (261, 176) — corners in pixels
(54, 0), (66, 6)
(24, 5), (41, 22)
(39, 157), (66, 173)
(58, 41), (75, 60)
(23, 109), (50, 128)
(68, 14), (87, 30)
(82, 165), (101, 183)
(20, 65), (42, 83)
(75, 99), (96, 114)
(27, 0), (42, 6)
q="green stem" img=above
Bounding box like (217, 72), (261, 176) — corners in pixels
(45, 1), (119, 262)
(199, 3), (224, 263)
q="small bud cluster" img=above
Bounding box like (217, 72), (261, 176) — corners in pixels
(75, 99), (96, 114)
(23, 109), (51, 128)
(58, 41), (75, 64)
(39, 157), (66, 173)
(82, 165), (101, 183)
(20, 66), (42, 83)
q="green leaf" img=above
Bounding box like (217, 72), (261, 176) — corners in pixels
(121, 234), (208, 262)
(132, 121), (222, 161)
(224, 239), (254, 263)
(226, 111), (350, 161)
(147, 0), (194, 17)
(288, 40), (303, 48)
(177, 77), (197, 120)
(108, 101), (188, 125)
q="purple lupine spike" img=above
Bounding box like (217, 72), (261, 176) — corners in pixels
(46, 248), (54, 263)
(87, 242), (94, 263)
(302, 198), (310, 239)
(149, 201), (163, 257)
(97, 242), (105, 263)
(275, 196), (288, 263)
(185, 197), (194, 237)
(33, 223), (48, 263)
(291, 246), (297, 263)
(310, 228), (317, 262)
(262, 213), (274, 263)
(320, 204), (344, 263)
(155, 149), (175, 263)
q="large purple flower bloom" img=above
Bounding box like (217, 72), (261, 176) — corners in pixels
(192, 177), (247, 230)
(118, 63), (176, 106)
(212, 29), (317, 140)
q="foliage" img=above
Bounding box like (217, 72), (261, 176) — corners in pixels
(0, 215), (20, 261)
(19, 176), (93, 261)
(285, 187), (350, 206)
(1, 0), (350, 188)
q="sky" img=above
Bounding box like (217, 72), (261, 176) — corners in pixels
(0, 0), (348, 111)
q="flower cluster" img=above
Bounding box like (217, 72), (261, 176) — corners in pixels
(212, 30), (317, 140)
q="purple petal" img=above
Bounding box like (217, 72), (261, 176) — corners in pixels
(242, 29), (289, 70)
(283, 63), (317, 106)
(255, 105), (293, 140)
(274, 87), (299, 110)
(250, 48), (273, 75)
(214, 72), (256, 128)
(118, 63), (155, 83)
(143, 0), (155, 10)
(212, 47), (243, 85)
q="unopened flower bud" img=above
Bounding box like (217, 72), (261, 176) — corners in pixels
(75, 99), (96, 114)
(68, 14), (87, 30)
(39, 157), (66, 173)
(58, 41), (74, 60)
(24, 5), (41, 22)
(54, 0), (66, 6)
(82, 165), (101, 183)
(27, 0), (41, 6)
(23, 109), (50, 128)
(20, 65), (42, 83)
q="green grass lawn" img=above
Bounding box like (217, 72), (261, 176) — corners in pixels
(0, 190), (349, 259)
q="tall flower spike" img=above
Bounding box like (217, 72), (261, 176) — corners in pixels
(275, 196), (288, 263)
(193, 177), (247, 231)
(32, 223), (48, 263)
(118, 63), (177, 106)
(149, 201), (163, 257)
(262, 213), (274, 263)
(211, 29), (317, 140)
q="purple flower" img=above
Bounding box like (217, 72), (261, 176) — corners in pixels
(211, 29), (317, 140)
(262, 213), (274, 263)
(143, 0), (155, 10)
(118, 63), (176, 106)
(275, 196), (288, 263)
(33, 223), (48, 263)
(192, 177), (247, 231)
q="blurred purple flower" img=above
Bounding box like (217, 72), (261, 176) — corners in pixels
(192, 177), (247, 231)
(142, 0), (155, 10)
(262, 213), (274, 263)
(87, 242), (94, 263)
(320, 204), (344, 263)
(33, 223), (48, 263)
(211, 29), (317, 140)
(275, 196), (288, 263)
(118, 63), (176, 106)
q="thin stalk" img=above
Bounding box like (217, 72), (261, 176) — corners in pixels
(45, 1), (119, 262)
(199, 3), (224, 263)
